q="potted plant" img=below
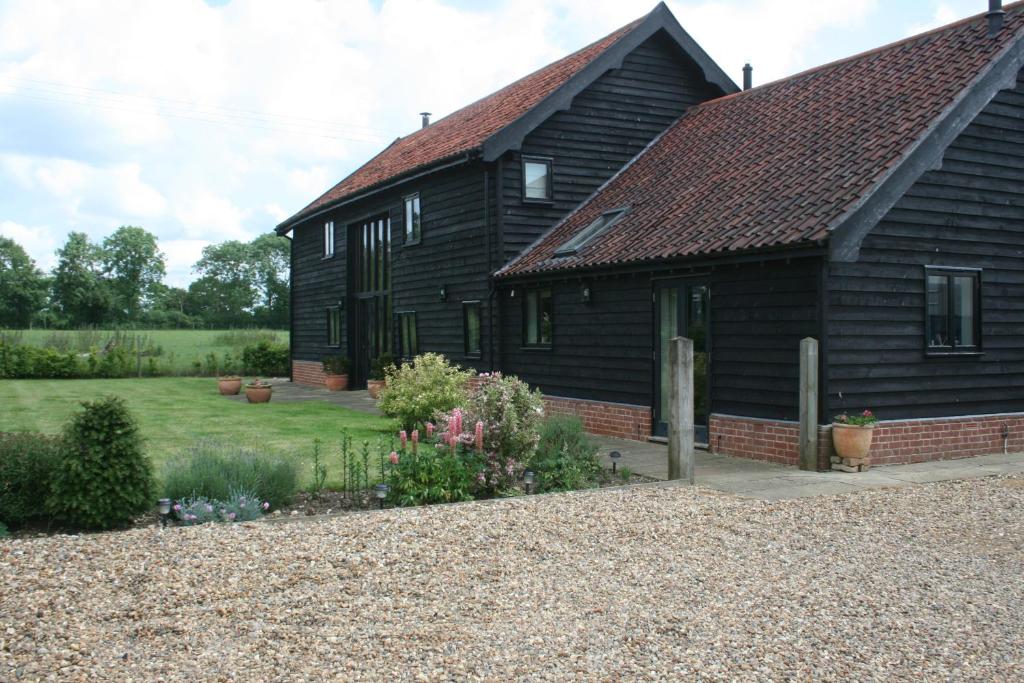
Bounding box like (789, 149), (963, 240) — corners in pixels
(245, 379), (273, 404)
(832, 409), (878, 461)
(367, 352), (396, 399)
(217, 376), (242, 396)
(322, 355), (350, 391)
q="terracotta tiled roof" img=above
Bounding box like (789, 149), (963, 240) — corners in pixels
(280, 17), (642, 229)
(499, 5), (1024, 278)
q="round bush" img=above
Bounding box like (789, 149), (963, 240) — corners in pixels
(47, 396), (154, 530)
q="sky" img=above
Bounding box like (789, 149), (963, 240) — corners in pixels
(0, 0), (992, 286)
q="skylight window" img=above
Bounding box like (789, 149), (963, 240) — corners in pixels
(553, 207), (629, 257)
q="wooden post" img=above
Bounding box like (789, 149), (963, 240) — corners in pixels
(136, 335), (143, 378)
(668, 336), (694, 484)
(799, 337), (819, 471)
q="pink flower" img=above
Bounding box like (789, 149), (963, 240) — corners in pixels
(227, 512), (236, 521)
(474, 421), (484, 453)
(426, 422), (434, 437)
(411, 430), (419, 454)
(261, 501), (270, 510)
(173, 503), (182, 512)
(389, 451), (399, 465)
(399, 430), (407, 450)
(448, 408), (463, 438)
(477, 472), (486, 484)
(862, 409), (873, 417)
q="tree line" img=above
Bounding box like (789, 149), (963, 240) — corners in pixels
(0, 227), (289, 329)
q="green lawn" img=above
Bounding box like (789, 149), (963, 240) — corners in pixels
(0, 378), (396, 484)
(4, 329), (288, 374)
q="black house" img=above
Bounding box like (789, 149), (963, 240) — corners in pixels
(279, 2), (1024, 468)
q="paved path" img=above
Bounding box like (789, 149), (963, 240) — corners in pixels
(594, 434), (1024, 500)
(223, 378), (382, 415)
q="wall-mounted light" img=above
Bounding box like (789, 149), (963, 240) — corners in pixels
(581, 283), (592, 303)
(439, 285), (448, 302)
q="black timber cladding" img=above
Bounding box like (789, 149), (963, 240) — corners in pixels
(825, 72), (1024, 419)
(499, 30), (723, 263)
(498, 257), (820, 421)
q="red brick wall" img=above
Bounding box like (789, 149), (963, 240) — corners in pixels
(819, 414), (1024, 466)
(709, 414), (801, 466)
(711, 412), (1024, 468)
(543, 396), (651, 441)
(292, 360), (327, 387)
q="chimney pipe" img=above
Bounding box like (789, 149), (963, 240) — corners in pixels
(742, 63), (753, 91)
(420, 112), (431, 128)
(988, 0), (1005, 37)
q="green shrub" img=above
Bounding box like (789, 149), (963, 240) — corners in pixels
(528, 416), (602, 493)
(213, 329), (282, 347)
(175, 490), (269, 525)
(369, 352), (395, 381)
(160, 440), (299, 509)
(322, 354), (350, 375)
(0, 521), (8, 539)
(379, 353), (472, 430)
(242, 340), (289, 377)
(0, 432), (64, 527)
(386, 447), (478, 506)
(46, 397), (154, 530)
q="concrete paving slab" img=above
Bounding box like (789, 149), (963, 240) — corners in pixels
(591, 434), (1024, 501)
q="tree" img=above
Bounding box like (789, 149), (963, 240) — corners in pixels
(0, 236), (47, 327)
(250, 233), (290, 327)
(51, 232), (113, 326)
(102, 226), (165, 320)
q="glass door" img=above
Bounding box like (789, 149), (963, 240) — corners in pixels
(654, 280), (710, 442)
(350, 216), (391, 387)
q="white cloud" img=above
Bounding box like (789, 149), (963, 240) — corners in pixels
(0, 219), (59, 270)
(160, 238), (210, 287)
(905, 4), (961, 37)
(174, 191), (250, 241)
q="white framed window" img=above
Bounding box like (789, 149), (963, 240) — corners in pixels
(522, 156), (553, 201)
(404, 194), (421, 244)
(323, 221), (335, 257)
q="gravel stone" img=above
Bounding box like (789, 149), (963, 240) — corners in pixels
(2, 476), (1023, 681)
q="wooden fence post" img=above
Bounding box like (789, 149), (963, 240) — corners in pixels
(668, 336), (695, 484)
(799, 337), (819, 471)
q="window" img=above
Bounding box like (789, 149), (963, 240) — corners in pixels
(925, 267), (981, 353)
(323, 221), (335, 257)
(554, 207), (629, 257)
(398, 311), (418, 359)
(523, 289), (552, 347)
(463, 301), (482, 357)
(522, 157), (552, 201)
(327, 306), (342, 347)
(404, 194), (421, 243)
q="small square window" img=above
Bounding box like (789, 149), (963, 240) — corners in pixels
(404, 194), (421, 243)
(523, 289), (552, 347)
(398, 311), (418, 359)
(326, 306), (342, 347)
(323, 221), (335, 257)
(463, 302), (482, 357)
(925, 267), (981, 353)
(522, 157), (552, 201)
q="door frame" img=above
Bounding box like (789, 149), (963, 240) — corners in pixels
(346, 215), (392, 388)
(652, 276), (712, 440)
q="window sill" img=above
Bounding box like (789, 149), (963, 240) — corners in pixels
(925, 350), (984, 358)
(519, 345), (552, 351)
(321, 254), (335, 260)
(404, 238), (421, 247)
(464, 353), (482, 360)
(522, 197), (555, 206)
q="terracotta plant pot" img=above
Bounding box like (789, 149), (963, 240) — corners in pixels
(367, 379), (385, 399)
(245, 383), (273, 404)
(324, 373), (349, 392)
(217, 376), (242, 396)
(832, 423), (874, 460)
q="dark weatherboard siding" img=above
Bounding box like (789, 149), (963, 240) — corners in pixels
(499, 30), (722, 262)
(498, 256), (820, 421)
(290, 162), (493, 370)
(825, 73), (1024, 419)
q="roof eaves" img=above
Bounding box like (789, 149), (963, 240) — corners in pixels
(828, 27), (1024, 262)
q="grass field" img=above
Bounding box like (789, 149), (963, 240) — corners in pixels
(0, 378), (396, 486)
(2, 329), (289, 375)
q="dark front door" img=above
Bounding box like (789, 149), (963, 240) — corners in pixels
(349, 215), (391, 387)
(654, 280), (710, 442)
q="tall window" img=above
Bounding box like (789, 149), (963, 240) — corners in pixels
(323, 221), (334, 257)
(404, 194), (421, 243)
(399, 312), (418, 359)
(522, 157), (552, 201)
(327, 306), (342, 347)
(523, 289), (552, 347)
(463, 301), (481, 358)
(925, 267), (981, 352)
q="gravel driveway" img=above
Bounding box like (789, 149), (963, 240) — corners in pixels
(2, 476), (1023, 681)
